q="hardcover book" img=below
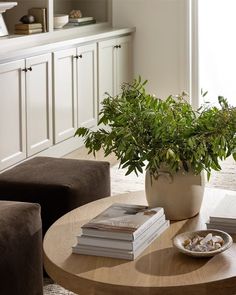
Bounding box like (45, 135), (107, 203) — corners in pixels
(78, 214), (166, 251)
(206, 222), (236, 233)
(14, 28), (43, 35)
(28, 7), (47, 32)
(15, 23), (42, 30)
(81, 203), (164, 240)
(209, 194), (236, 224)
(73, 220), (170, 260)
(71, 20), (96, 26)
(69, 17), (94, 23)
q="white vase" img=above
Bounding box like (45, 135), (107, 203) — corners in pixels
(145, 169), (205, 220)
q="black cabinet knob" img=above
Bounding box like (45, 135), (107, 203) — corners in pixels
(28, 67), (32, 71)
(78, 54), (83, 58)
(22, 68), (28, 72)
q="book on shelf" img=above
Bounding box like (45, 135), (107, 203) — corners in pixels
(77, 214), (166, 251)
(15, 23), (42, 30)
(28, 7), (47, 32)
(73, 220), (170, 260)
(81, 203), (164, 241)
(69, 16), (95, 23)
(14, 28), (43, 35)
(72, 20), (97, 26)
(208, 194), (236, 224)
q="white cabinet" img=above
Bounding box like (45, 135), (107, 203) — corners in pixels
(98, 35), (132, 109)
(53, 43), (97, 143)
(77, 43), (97, 128)
(26, 53), (52, 156)
(53, 48), (77, 144)
(0, 53), (52, 170)
(0, 32), (132, 171)
(0, 60), (26, 170)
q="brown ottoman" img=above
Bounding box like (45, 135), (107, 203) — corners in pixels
(0, 201), (43, 295)
(0, 157), (110, 234)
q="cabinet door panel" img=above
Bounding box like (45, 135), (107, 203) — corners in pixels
(116, 35), (133, 94)
(53, 48), (77, 143)
(26, 53), (52, 156)
(77, 43), (97, 128)
(0, 60), (26, 170)
(98, 38), (116, 112)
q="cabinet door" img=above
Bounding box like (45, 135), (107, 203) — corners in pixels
(53, 48), (77, 143)
(98, 38), (116, 112)
(0, 60), (26, 170)
(116, 35), (133, 95)
(77, 43), (97, 128)
(26, 53), (52, 156)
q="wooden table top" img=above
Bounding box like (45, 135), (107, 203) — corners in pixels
(43, 188), (236, 295)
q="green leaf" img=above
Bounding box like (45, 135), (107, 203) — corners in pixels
(74, 77), (236, 176)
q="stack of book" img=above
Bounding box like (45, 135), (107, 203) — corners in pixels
(72, 203), (169, 260)
(206, 194), (236, 233)
(69, 16), (96, 26)
(14, 23), (43, 35)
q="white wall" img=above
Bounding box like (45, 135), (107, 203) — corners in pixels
(199, 0), (236, 106)
(112, 0), (190, 99)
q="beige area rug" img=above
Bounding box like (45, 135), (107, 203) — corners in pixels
(43, 156), (236, 295)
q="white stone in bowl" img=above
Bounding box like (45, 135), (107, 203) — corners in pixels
(173, 229), (233, 257)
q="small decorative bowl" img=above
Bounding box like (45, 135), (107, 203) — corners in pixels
(173, 229), (233, 257)
(53, 14), (69, 29)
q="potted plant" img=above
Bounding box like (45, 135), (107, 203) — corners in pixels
(75, 78), (236, 220)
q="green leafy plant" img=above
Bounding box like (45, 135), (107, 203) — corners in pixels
(75, 78), (236, 180)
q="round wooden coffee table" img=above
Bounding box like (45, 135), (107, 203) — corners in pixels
(43, 188), (236, 295)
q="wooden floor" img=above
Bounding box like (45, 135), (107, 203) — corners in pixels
(64, 146), (118, 166)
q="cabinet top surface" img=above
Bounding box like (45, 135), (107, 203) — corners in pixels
(0, 25), (135, 62)
(43, 188), (236, 295)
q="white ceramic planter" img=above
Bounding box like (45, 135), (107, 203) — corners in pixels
(145, 169), (205, 220)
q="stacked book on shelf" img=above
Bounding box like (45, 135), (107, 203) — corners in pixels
(206, 194), (236, 234)
(69, 16), (96, 26)
(72, 203), (169, 260)
(14, 23), (43, 35)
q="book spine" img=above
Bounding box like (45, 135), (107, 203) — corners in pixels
(72, 247), (134, 260)
(73, 20), (96, 26)
(69, 17), (94, 23)
(81, 228), (133, 240)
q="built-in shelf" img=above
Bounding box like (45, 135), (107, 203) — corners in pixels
(1, 0), (111, 37)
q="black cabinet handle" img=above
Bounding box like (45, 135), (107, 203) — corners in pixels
(22, 68), (27, 72)
(28, 67), (32, 71)
(118, 45), (121, 48)
(75, 54), (83, 59)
